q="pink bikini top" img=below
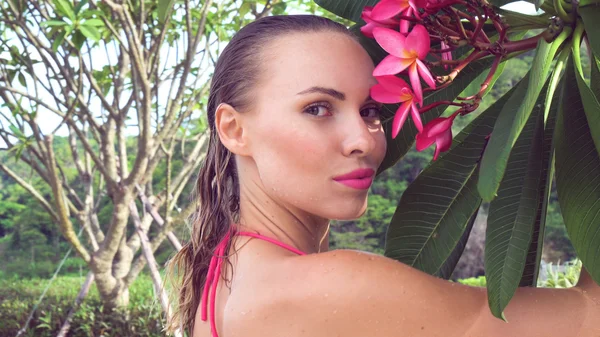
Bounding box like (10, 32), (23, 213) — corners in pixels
(200, 227), (306, 337)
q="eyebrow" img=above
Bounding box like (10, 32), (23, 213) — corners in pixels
(297, 86), (377, 105)
(296, 87), (346, 100)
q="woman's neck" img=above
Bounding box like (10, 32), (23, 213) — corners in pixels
(237, 186), (330, 254)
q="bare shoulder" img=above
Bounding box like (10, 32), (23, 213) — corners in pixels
(226, 250), (600, 337)
(233, 249), (483, 337)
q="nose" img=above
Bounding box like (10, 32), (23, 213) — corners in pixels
(340, 113), (378, 158)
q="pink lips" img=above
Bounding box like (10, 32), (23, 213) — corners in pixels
(333, 168), (375, 190)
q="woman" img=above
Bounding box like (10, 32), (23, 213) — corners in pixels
(168, 15), (599, 337)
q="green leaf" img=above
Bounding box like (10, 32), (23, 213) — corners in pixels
(40, 20), (69, 27)
(519, 83), (560, 287)
(573, 55), (600, 156)
(384, 83), (522, 277)
(81, 18), (104, 27)
(591, 56), (600, 100)
(488, 0), (529, 6)
(485, 91), (546, 320)
(460, 57), (506, 99)
(554, 58), (600, 284)
(313, 0), (377, 22)
(52, 30), (66, 52)
(53, 0), (76, 20)
(74, 0), (88, 15)
(435, 205), (480, 280)
(79, 25), (100, 42)
(71, 30), (86, 50)
(158, 0), (175, 24)
(579, 0), (600, 6)
(18, 72), (26, 87)
(379, 55), (498, 174)
(580, 7), (600, 57)
(9, 124), (26, 139)
(495, 8), (551, 30)
(239, 2), (251, 17)
(478, 34), (566, 201)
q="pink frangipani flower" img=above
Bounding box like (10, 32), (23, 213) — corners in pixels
(370, 75), (423, 138)
(360, 6), (399, 38)
(370, 0), (427, 33)
(372, 25), (436, 105)
(415, 112), (458, 160)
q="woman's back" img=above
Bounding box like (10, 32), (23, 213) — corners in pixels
(194, 234), (599, 337)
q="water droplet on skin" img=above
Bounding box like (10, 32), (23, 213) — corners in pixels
(332, 309), (338, 314)
(324, 293), (329, 297)
(241, 311), (246, 315)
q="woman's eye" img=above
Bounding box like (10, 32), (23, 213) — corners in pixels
(304, 104), (332, 117)
(360, 106), (381, 119)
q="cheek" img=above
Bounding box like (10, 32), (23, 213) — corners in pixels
(252, 122), (328, 196)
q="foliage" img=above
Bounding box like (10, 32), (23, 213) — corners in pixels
(539, 259), (582, 288)
(316, 0), (600, 320)
(457, 276), (487, 287)
(457, 259), (584, 288)
(0, 274), (167, 337)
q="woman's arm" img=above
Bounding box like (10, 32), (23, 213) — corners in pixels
(261, 250), (599, 337)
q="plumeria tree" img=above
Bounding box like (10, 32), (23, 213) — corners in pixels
(316, 0), (600, 320)
(0, 0), (323, 319)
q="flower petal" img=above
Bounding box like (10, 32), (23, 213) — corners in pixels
(373, 27), (407, 57)
(408, 62), (423, 105)
(410, 102), (423, 132)
(436, 128), (453, 152)
(424, 116), (453, 138)
(399, 8), (411, 34)
(361, 6), (375, 22)
(392, 101), (413, 139)
(416, 59), (436, 89)
(361, 23), (376, 38)
(412, 0), (429, 10)
(432, 129), (452, 160)
(406, 24), (430, 60)
(375, 75), (410, 91)
(370, 84), (401, 104)
(373, 55), (412, 76)
(415, 130), (436, 151)
(372, 0), (408, 21)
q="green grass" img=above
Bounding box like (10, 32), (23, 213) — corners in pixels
(0, 273), (167, 337)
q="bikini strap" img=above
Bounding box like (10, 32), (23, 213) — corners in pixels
(200, 227), (306, 337)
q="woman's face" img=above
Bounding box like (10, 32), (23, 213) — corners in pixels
(239, 31), (387, 221)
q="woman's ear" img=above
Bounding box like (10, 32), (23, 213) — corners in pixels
(215, 103), (251, 156)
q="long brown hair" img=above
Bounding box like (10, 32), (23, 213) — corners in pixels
(166, 15), (353, 335)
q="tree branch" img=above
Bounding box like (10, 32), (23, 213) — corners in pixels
(44, 135), (91, 263)
(0, 162), (59, 222)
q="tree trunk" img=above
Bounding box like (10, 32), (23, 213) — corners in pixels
(93, 271), (130, 310)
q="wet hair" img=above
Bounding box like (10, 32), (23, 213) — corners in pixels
(166, 15), (354, 334)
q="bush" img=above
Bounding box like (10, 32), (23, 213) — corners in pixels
(455, 260), (583, 289)
(0, 274), (168, 337)
(457, 276), (487, 287)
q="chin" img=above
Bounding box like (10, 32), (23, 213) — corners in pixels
(326, 201), (369, 221)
